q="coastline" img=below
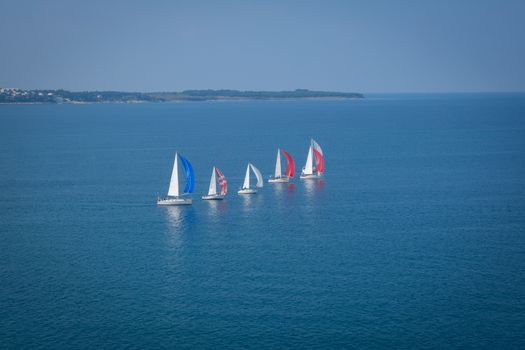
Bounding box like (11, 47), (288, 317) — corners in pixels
(0, 97), (364, 105)
(0, 88), (364, 104)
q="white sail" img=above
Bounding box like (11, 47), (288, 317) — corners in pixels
(167, 153), (180, 197)
(208, 167), (217, 195)
(250, 163), (264, 188)
(312, 139), (323, 155)
(274, 149), (282, 178)
(304, 146), (314, 175)
(242, 164), (251, 189)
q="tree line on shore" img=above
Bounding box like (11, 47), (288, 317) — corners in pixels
(0, 88), (364, 103)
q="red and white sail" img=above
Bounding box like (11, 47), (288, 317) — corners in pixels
(302, 139), (324, 176)
(312, 139), (324, 173)
(215, 167), (227, 195)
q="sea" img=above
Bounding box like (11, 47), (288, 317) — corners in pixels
(1, 94), (525, 349)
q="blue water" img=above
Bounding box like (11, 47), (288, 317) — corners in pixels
(1, 95), (525, 349)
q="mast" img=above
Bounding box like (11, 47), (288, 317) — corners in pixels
(274, 149), (282, 178)
(208, 166), (217, 195)
(167, 153), (180, 197)
(242, 164), (251, 189)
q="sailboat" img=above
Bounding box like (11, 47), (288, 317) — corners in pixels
(268, 148), (295, 183)
(300, 139), (324, 179)
(202, 166), (227, 200)
(238, 163), (263, 194)
(157, 152), (195, 205)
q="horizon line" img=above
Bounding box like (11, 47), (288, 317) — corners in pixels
(1, 87), (525, 94)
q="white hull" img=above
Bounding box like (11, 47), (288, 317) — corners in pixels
(202, 194), (225, 200)
(157, 197), (192, 205)
(300, 173), (322, 179)
(238, 188), (257, 194)
(268, 176), (290, 183)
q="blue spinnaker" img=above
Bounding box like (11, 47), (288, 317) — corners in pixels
(179, 154), (195, 194)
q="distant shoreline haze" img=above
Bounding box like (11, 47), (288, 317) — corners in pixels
(0, 88), (364, 104)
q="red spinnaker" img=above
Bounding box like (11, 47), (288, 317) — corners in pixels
(313, 148), (324, 173)
(215, 167), (228, 195)
(282, 149), (295, 178)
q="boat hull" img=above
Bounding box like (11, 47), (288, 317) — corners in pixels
(237, 188), (257, 194)
(268, 176), (290, 183)
(300, 173), (322, 179)
(202, 194), (225, 200)
(157, 197), (192, 205)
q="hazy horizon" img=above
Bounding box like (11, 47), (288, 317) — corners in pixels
(1, 0), (524, 93)
(3, 87), (525, 94)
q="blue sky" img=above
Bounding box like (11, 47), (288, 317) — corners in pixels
(1, 0), (524, 92)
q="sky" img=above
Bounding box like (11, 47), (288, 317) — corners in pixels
(0, 0), (524, 92)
